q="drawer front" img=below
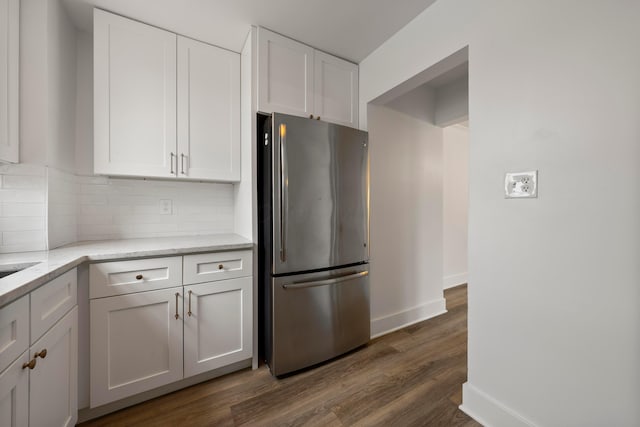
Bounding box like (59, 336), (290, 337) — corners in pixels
(183, 250), (252, 285)
(30, 268), (78, 344)
(0, 295), (29, 373)
(90, 257), (182, 298)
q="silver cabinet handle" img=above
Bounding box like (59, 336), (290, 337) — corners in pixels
(279, 123), (288, 263)
(174, 292), (179, 320)
(187, 290), (192, 317)
(282, 271), (368, 290)
(180, 153), (186, 175)
(170, 152), (175, 175)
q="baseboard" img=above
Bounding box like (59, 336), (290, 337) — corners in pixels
(370, 298), (447, 338)
(443, 272), (468, 289)
(460, 382), (537, 427)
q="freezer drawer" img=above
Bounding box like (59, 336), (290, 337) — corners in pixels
(270, 264), (370, 376)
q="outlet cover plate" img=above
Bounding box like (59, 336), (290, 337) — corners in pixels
(505, 171), (537, 198)
(160, 199), (173, 214)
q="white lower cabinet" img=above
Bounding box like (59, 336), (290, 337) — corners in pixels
(0, 351), (29, 427)
(0, 271), (78, 427)
(184, 277), (252, 377)
(90, 287), (184, 408)
(89, 251), (253, 408)
(29, 307), (78, 427)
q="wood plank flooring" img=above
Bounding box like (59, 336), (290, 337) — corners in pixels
(80, 285), (479, 427)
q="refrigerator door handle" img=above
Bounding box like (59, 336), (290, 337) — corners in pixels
(279, 123), (288, 262)
(282, 271), (369, 290)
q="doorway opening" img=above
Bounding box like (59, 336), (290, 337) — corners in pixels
(366, 46), (469, 337)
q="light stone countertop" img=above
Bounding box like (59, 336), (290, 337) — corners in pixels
(0, 233), (253, 308)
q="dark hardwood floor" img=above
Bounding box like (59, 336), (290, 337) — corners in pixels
(81, 285), (479, 426)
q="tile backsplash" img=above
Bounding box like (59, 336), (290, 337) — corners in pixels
(77, 175), (234, 241)
(0, 164), (47, 253)
(0, 163), (236, 253)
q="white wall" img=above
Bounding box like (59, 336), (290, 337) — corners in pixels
(443, 125), (468, 289)
(368, 104), (446, 337)
(234, 28), (256, 241)
(75, 31), (93, 177)
(360, 1), (640, 425)
(20, 0), (47, 166)
(435, 77), (468, 127)
(47, 0), (77, 173)
(20, 0), (77, 172)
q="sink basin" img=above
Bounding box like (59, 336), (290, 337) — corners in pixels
(0, 263), (39, 279)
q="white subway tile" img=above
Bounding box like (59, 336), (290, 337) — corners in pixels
(0, 217), (46, 231)
(2, 203), (46, 217)
(2, 230), (46, 245)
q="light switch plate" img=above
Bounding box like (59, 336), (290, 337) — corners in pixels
(505, 171), (537, 198)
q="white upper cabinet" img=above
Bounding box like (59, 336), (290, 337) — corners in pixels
(0, 0), (19, 163)
(177, 37), (240, 182)
(94, 9), (177, 178)
(94, 10), (241, 182)
(257, 27), (359, 128)
(313, 51), (359, 128)
(257, 28), (314, 118)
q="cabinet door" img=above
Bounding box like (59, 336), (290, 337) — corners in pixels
(0, 351), (28, 427)
(29, 306), (78, 427)
(177, 37), (240, 182)
(94, 9), (177, 178)
(257, 28), (314, 117)
(184, 277), (252, 377)
(0, 295), (28, 373)
(30, 268), (77, 344)
(313, 51), (359, 128)
(0, 0), (19, 163)
(90, 287), (183, 407)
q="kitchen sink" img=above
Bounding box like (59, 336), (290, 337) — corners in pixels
(0, 263), (39, 279)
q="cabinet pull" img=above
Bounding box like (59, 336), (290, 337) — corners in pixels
(175, 292), (180, 320)
(22, 359), (36, 370)
(309, 114), (314, 119)
(136, 274), (143, 280)
(317, 116), (321, 120)
(180, 153), (186, 175)
(170, 152), (176, 174)
(34, 349), (47, 359)
(187, 290), (192, 317)
(218, 264), (224, 270)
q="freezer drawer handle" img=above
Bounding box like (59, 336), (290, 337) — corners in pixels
(282, 271), (368, 290)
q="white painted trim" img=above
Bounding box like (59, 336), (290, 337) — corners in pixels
(370, 298), (447, 338)
(443, 272), (468, 289)
(460, 382), (538, 427)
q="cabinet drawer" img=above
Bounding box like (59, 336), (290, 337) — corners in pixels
(183, 250), (252, 285)
(0, 295), (29, 373)
(30, 268), (77, 344)
(90, 257), (182, 298)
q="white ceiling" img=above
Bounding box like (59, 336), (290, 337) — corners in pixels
(61, 0), (438, 62)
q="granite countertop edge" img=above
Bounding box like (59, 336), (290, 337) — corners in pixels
(0, 234), (254, 308)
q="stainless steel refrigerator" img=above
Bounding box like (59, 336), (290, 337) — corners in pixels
(258, 112), (370, 376)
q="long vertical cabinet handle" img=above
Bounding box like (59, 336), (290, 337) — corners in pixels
(279, 123), (288, 262)
(180, 154), (186, 175)
(174, 292), (180, 319)
(170, 152), (176, 175)
(187, 290), (192, 317)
